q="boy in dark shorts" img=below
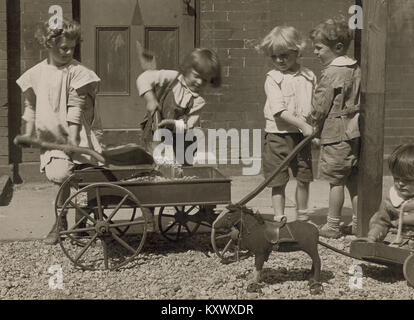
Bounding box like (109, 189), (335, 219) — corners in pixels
(257, 26), (316, 223)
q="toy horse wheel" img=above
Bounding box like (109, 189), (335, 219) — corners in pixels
(57, 183), (148, 271)
(403, 254), (414, 287)
(211, 226), (242, 260)
(157, 206), (204, 242)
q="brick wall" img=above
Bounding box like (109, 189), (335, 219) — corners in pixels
(0, 0), (8, 169)
(384, 0), (414, 156)
(198, 0), (355, 167)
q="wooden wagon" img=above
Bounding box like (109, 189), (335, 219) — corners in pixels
(54, 164), (232, 271)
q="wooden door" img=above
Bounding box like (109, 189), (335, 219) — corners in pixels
(80, 0), (196, 137)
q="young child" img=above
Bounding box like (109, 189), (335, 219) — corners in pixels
(16, 19), (102, 244)
(136, 48), (221, 165)
(256, 26), (316, 223)
(309, 17), (361, 238)
(364, 144), (414, 243)
(136, 48), (221, 226)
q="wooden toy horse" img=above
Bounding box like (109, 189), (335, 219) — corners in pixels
(213, 205), (323, 295)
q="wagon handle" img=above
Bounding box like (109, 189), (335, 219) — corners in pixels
(235, 130), (319, 207)
(14, 135), (106, 164)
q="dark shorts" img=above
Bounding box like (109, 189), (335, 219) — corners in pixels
(319, 138), (360, 185)
(262, 132), (313, 188)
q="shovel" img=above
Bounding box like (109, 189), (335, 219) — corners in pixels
(14, 135), (154, 166)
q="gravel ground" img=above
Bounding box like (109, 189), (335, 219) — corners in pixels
(1, 231), (413, 300)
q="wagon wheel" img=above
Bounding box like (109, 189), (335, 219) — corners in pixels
(403, 254), (414, 287)
(54, 171), (137, 246)
(211, 225), (243, 261)
(158, 206), (214, 242)
(57, 183), (148, 271)
(211, 209), (252, 262)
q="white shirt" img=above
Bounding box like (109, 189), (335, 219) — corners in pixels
(263, 67), (316, 133)
(330, 56), (358, 67)
(16, 59), (102, 170)
(137, 70), (206, 118)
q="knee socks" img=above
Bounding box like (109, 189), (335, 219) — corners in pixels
(327, 216), (341, 231)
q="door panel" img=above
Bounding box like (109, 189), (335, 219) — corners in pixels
(96, 26), (130, 94)
(145, 27), (179, 70)
(81, 0), (195, 130)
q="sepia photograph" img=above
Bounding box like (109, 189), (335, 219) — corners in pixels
(0, 0), (413, 309)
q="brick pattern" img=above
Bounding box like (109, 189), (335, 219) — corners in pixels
(384, 0), (414, 156)
(0, 0), (8, 166)
(199, 0), (355, 133)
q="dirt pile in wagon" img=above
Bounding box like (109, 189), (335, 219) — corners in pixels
(121, 164), (198, 182)
(122, 175), (198, 182)
(0, 234), (413, 300)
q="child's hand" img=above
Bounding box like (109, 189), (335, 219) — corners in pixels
(312, 138), (321, 148)
(391, 219), (400, 228)
(18, 133), (35, 148)
(298, 115), (308, 124)
(146, 100), (160, 114)
(301, 123), (314, 137)
(158, 119), (176, 130)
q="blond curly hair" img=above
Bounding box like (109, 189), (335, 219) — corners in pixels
(256, 26), (306, 57)
(35, 19), (81, 49)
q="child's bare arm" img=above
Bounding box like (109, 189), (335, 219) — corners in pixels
(142, 90), (160, 114)
(277, 111), (314, 137)
(265, 77), (314, 136)
(158, 115), (200, 132)
(186, 115), (200, 130)
(66, 86), (88, 146)
(68, 122), (81, 146)
(22, 89), (36, 137)
(24, 114), (35, 137)
(137, 69), (178, 114)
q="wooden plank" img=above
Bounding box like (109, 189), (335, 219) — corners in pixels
(357, 0), (389, 237)
(0, 136), (8, 148)
(0, 116), (7, 126)
(0, 127), (7, 136)
(350, 241), (410, 266)
(0, 155), (8, 165)
(0, 107), (8, 117)
(22, 150), (40, 162)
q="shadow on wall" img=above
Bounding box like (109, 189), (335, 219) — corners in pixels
(0, 175), (13, 206)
